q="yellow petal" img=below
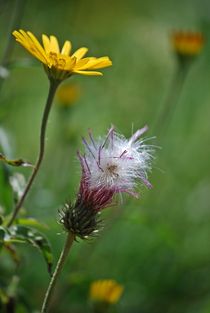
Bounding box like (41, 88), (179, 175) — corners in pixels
(73, 58), (91, 70)
(49, 35), (60, 53)
(26, 31), (47, 56)
(71, 47), (88, 60)
(73, 70), (103, 76)
(26, 31), (49, 64)
(13, 30), (48, 65)
(15, 29), (32, 46)
(13, 30), (23, 41)
(88, 57), (112, 69)
(42, 34), (51, 54)
(64, 56), (77, 71)
(15, 30), (34, 50)
(74, 57), (105, 71)
(61, 40), (72, 56)
(13, 31), (30, 48)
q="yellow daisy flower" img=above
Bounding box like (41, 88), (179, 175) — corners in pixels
(171, 31), (204, 56)
(90, 279), (124, 304)
(13, 29), (112, 81)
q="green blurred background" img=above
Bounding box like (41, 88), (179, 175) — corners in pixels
(1, 0), (210, 312)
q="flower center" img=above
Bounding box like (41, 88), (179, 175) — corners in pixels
(48, 52), (67, 69)
(106, 163), (119, 178)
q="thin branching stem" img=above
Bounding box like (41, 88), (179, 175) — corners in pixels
(7, 79), (60, 227)
(41, 232), (75, 313)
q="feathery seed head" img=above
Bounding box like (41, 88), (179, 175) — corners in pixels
(61, 126), (154, 239)
(79, 125), (153, 197)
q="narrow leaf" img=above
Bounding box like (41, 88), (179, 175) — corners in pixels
(15, 217), (48, 229)
(0, 153), (33, 168)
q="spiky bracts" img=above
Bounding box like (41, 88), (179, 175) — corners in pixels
(59, 202), (101, 239)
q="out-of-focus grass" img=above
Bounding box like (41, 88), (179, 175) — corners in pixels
(1, 0), (210, 312)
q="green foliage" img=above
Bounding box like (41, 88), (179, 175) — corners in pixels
(0, 153), (32, 168)
(9, 225), (53, 275)
(1, 0), (210, 312)
(0, 224), (53, 275)
(0, 226), (6, 250)
(0, 165), (13, 213)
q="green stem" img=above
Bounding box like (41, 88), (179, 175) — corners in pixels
(154, 61), (191, 135)
(7, 80), (60, 227)
(41, 232), (75, 313)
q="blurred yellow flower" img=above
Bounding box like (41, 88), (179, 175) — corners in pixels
(57, 83), (80, 107)
(13, 29), (112, 81)
(171, 31), (204, 56)
(90, 279), (124, 304)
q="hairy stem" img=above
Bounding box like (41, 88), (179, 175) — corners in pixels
(7, 80), (60, 227)
(41, 232), (75, 313)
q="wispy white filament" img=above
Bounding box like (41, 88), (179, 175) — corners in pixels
(80, 126), (154, 196)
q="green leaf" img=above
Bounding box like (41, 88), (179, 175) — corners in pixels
(0, 226), (20, 264)
(0, 165), (13, 213)
(9, 226), (53, 275)
(0, 153), (33, 168)
(15, 217), (48, 230)
(4, 244), (20, 265)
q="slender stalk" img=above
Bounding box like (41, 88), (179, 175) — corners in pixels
(41, 232), (75, 313)
(7, 79), (60, 227)
(153, 61), (191, 135)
